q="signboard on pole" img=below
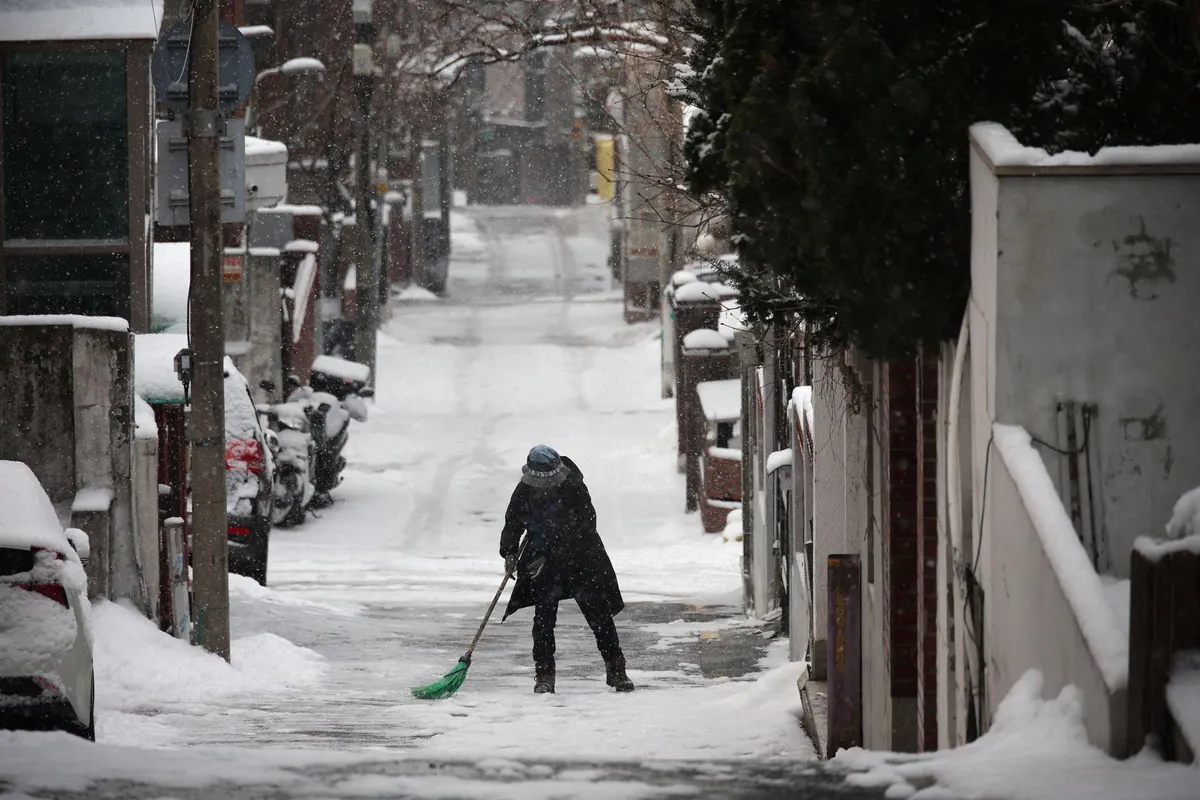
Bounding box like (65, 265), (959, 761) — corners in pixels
(222, 253), (244, 282)
(152, 20), (255, 113)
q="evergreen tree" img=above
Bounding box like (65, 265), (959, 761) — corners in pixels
(684, 1), (1200, 358)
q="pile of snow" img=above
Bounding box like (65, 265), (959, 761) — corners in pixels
(696, 378), (740, 422)
(72, 485), (114, 514)
(395, 284), (441, 303)
(722, 506), (744, 543)
(228, 573), (361, 616)
(1162, 484), (1200, 546)
(682, 328), (729, 352)
(92, 600), (325, 714)
(835, 669), (1200, 800)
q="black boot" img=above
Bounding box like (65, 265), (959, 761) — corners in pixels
(605, 653), (635, 692)
(534, 662), (555, 694)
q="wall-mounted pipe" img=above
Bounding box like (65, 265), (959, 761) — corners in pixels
(943, 309), (970, 747)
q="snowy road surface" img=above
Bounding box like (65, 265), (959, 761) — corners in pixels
(0, 205), (857, 799)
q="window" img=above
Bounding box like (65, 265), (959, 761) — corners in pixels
(3, 51), (128, 241)
(5, 253), (130, 318)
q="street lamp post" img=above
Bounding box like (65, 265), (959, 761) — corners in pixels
(352, 0), (380, 385)
(245, 57), (326, 136)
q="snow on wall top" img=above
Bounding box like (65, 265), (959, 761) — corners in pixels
(245, 136), (287, 162)
(766, 448), (793, 474)
(134, 333), (188, 404)
(992, 423), (1128, 692)
(696, 378), (741, 422)
(682, 328), (730, 352)
(674, 282), (723, 304)
(311, 355), (370, 384)
(791, 386), (814, 436)
(0, 0), (164, 42)
(972, 122), (1200, 169)
(0, 461), (71, 553)
(671, 270), (698, 288)
(284, 239), (320, 254)
(72, 485), (114, 513)
(0, 314), (128, 332)
(134, 394), (159, 440)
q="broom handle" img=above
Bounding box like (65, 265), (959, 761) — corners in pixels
(464, 537), (528, 660)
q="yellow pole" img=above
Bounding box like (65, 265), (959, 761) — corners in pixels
(595, 135), (614, 202)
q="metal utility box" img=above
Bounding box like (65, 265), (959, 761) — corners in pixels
(155, 117), (246, 226)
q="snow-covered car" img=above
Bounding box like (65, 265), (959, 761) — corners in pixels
(0, 461), (95, 740)
(225, 359), (274, 585)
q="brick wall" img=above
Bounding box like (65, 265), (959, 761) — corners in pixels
(882, 359), (920, 701)
(915, 350), (940, 750)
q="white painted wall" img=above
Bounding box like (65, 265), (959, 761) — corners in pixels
(810, 352), (848, 677)
(989, 169), (1200, 578)
(963, 127), (1200, 752)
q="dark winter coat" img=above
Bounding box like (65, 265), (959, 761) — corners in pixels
(499, 456), (625, 621)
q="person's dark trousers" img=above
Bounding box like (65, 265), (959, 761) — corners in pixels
(532, 595), (621, 666)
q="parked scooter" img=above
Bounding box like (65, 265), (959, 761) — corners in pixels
(258, 380), (315, 528)
(285, 358), (373, 509)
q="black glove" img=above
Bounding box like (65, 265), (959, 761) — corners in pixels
(525, 556), (548, 580)
(504, 554), (517, 577)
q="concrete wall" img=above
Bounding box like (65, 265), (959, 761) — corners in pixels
(980, 159), (1200, 579)
(0, 326), (76, 501)
(0, 323), (146, 610)
(133, 436), (160, 622)
(986, 445), (1126, 753)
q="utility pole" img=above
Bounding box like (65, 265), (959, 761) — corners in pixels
(187, 0), (230, 661)
(352, 0), (379, 382)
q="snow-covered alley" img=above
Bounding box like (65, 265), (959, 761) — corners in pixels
(0, 205), (864, 799)
(108, 204), (813, 758)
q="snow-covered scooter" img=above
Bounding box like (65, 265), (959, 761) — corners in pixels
(258, 381), (315, 528)
(287, 357), (372, 509)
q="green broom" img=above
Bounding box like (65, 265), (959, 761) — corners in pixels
(411, 542), (525, 700)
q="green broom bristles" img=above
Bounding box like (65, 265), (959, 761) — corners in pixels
(411, 655), (471, 700)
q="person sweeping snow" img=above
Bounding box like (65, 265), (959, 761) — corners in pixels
(499, 445), (635, 694)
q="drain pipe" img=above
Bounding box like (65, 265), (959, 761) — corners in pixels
(942, 308), (970, 748)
